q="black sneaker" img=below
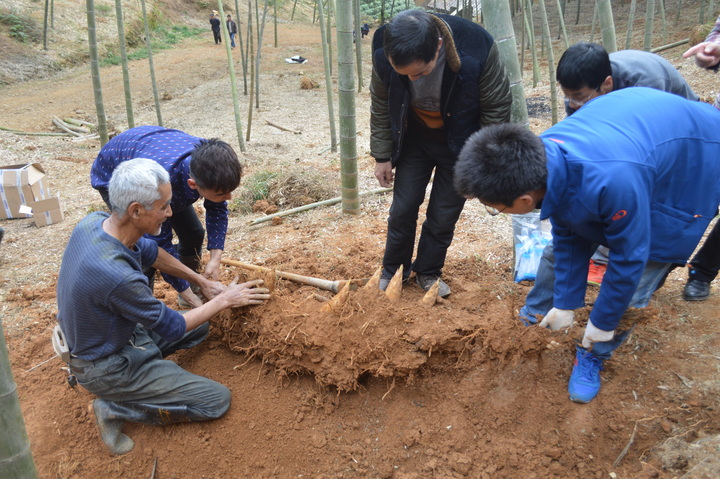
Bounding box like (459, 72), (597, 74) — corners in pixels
(683, 278), (710, 301)
(415, 274), (451, 298)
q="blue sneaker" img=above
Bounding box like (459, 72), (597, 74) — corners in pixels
(568, 346), (604, 403)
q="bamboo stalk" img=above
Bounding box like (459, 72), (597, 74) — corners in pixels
(248, 187), (392, 226)
(651, 38), (689, 53)
(63, 118), (96, 128)
(265, 120), (301, 134)
(0, 126), (71, 136)
(52, 117), (83, 137)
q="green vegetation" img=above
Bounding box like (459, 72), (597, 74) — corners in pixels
(101, 25), (204, 66)
(230, 171), (280, 213)
(0, 8), (41, 43)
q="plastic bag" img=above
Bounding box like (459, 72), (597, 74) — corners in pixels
(512, 213), (552, 282)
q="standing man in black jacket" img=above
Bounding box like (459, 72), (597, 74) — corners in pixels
(209, 11), (221, 45)
(370, 9), (512, 297)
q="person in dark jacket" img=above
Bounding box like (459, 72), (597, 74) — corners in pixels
(370, 9), (511, 298)
(210, 12), (221, 45)
(454, 88), (720, 404)
(226, 14), (238, 48)
(680, 18), (720, 301)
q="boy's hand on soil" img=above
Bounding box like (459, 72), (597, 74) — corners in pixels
(581, 320), (614, 349)
(538, 308), (574, 331)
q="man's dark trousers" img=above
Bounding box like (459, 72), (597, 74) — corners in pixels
(383, 134), (466, 278)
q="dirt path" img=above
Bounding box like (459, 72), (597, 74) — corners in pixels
(2, 17), (720, 479)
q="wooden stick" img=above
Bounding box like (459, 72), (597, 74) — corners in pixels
(248, 187), (392, 226)
(221, 258), (366, 293)
(265, 120), (301, 134)
(612, 421), (638, 467)
(651, 38), (689, 53)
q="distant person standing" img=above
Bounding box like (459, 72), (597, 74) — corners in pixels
(210, 11), (221, 45)
(226, 14), (238, 49)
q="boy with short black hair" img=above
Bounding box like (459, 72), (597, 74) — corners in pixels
(454, 87), (720, 403)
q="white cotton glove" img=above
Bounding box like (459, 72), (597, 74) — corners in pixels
(538, 308), (575, 331)
(581, 320), (615, 350)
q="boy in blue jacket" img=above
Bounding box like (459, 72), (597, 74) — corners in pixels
(454, 87), (720, 403)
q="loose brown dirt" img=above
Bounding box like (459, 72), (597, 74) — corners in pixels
(2, 3), (720, 478)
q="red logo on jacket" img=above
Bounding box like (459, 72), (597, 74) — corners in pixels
(612, 210), (627, 221)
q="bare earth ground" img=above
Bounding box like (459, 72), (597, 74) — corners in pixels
(2, 9), (720, 479)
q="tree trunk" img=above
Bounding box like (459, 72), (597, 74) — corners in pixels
(246, 0), (255, 141)
(140, 0), (163, 126)
(0, 320), (39, 478)
(235, 0), (249, 95)
(115, 0), (135, 129)
(644, 0), (655, 51)
(274, 0), (278, 47)
(526, 0), (540, 87)
(659, 0), (667, 44)
(318, 0), (338, 153)
(43, 0), (49, 50)
(254, 0), (270, 109)
(596, 0), (617, 52)
(538, 0), (558, 125)
(353, 0), (363, 92)
(218, 0), (246, 152)
(483, 0), (529, 126)
(326, 0), (334, 76)
(86, 0), (109, 145)
(626, 0), (637, 49)
(335, 0), (359, 215)
(555, 0), (569, 48)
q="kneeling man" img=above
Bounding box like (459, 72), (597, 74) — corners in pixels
(57, 158), (270, 454)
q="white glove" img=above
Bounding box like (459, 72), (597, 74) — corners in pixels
(582, 320), (614, 349)
(538, 308), (575, 331)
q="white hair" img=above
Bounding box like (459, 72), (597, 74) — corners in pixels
(108, 158), (170, 218)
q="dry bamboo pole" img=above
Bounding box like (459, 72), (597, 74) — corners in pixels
(248, 187), (391, 225)
(221, 259), (364, 293)
(0, 126), (70, 136)
(650, 38), (689, 53)
(52, 117), (83, 137)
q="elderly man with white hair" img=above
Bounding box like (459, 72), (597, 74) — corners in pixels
(56, 158), (269, 455)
